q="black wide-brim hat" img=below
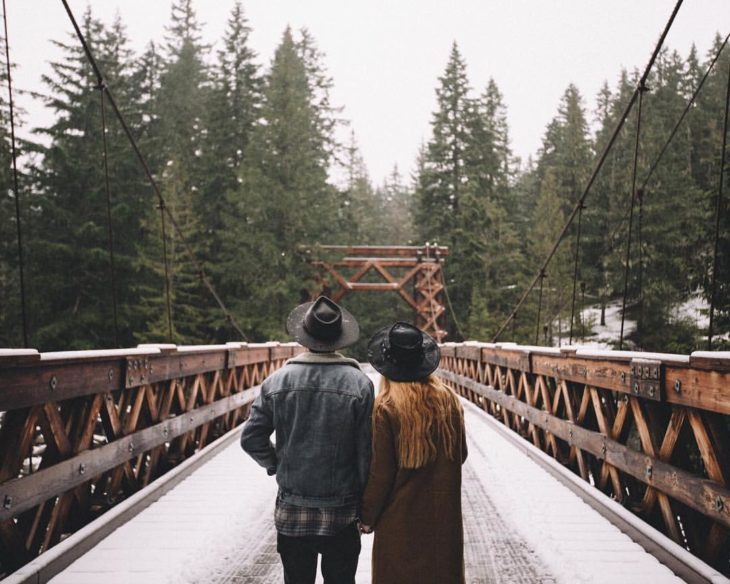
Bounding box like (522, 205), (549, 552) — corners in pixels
(367, 322), (440, 382)
(287, 296), (360, 351)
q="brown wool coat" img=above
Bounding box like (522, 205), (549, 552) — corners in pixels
(360, 403), (467, 584)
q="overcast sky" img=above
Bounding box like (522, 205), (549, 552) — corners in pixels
(8, 1), (729, 185)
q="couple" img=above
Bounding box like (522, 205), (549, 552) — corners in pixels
(241, 296), (467, 584)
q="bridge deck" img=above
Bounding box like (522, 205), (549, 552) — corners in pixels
(49, 373), (684, 584)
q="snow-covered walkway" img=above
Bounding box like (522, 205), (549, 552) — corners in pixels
(49, 373), (685, 584)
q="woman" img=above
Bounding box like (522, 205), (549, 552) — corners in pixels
(359, 322), (467, 584)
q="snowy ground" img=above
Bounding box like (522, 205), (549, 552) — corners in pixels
(569, 294), (712, 350)
(50, 372), (685, 584)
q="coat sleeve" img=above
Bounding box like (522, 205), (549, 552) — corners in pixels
(359, 407), (397, 527)
(461, 412), (468, 464)
(355, 378), (375, 493)
(240, 386), (277, 475)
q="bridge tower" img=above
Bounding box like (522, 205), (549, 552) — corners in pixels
(304, 244), (449, 342)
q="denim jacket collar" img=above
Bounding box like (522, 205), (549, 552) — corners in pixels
(286, 351), (362, 370)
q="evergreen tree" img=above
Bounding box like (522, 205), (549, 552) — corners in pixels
(414, 43), (472, 242)
(0, 35), (27, 347)
(694, 37), (730, 346)
(135, 0), (212, 344)
(223, 27), (339, 339)
(375, 165), (414, 244)
(200, 1), (262, 340)
(528, 170), (572, 344)
(30, 9), (145, 350)
(340, 132), (376, 243)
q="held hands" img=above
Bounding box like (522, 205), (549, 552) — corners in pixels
(357, 520), (373, 534)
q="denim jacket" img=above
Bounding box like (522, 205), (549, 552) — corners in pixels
(241, 351), (374, 508)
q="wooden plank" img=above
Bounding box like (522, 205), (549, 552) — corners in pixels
(665, 365), (730, 416)
(348, 282), (400, 291)
(481, 347), (531, 372)
(589, 387), (624, 500)
(38, 403), (73, 459)
(532, 355), (628, 393)
(139, 351), (227, 388)
(333, 258), (439, 267)
(0, 361), (124, 410)
(0, 407), (38, 483)
(0, 386), (261, 523)
(689, 351), (730, 371)
(629, 398), (683, 542)
(228, 347), (271, 368)
(313, 244), (449, 257)
(437, 370), (730, 530)
(688, 410), (728, 485)
(561, 381), (589, 481)
(455, 345), (481, 361)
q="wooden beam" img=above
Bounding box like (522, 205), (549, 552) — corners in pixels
(437, 369), (730, 530)
(0, 386), (261, 522)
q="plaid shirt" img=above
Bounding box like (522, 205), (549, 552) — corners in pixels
(274, 496), (358, 537)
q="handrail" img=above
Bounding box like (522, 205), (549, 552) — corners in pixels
(0, 342), (302, 578)
(438, 342), (730, 577)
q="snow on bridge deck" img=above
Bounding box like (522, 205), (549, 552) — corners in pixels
(49, 371), (685, 584)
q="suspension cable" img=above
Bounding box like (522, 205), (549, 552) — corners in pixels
(598, 30), (729, 268)
(60, 0), (248, 341)
(440, 263), (465, 340)
(568, 203), (584, 344)
(3, 0), (28, 347)
(708, 59), (730, 350)
(99, 85), (120, 347)
(535, 270), (546, 344)
(492, 0), (685, 342)
(637, 187), (644, 341)
(619, 85), (647, 350)
(158, 202), (174, 342)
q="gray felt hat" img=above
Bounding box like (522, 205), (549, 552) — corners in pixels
(286, 296), (359, 351)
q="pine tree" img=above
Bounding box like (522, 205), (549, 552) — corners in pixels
(375, 165), (414, 244)
(0, 34), (27, 347)
(340, 132), (376, 243)
(694, 36), (730, 346)
(528, 170), (572, 344)
(30, 9), (145, 350)
(135, 0), (213, 344)
(414, 43), (472, 242)
(222, 27), (339, 339)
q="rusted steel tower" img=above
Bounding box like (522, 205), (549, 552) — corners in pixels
(305, 244), (449, 342)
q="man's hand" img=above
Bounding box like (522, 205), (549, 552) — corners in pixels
(357, 521), (373, 534)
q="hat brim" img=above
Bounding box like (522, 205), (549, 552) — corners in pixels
(367, 324), (441, 382)
(286, 301), (360, 351)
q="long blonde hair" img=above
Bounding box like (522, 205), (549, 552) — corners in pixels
(376, 374), (463, 469)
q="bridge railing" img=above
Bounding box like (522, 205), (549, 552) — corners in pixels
(0, 341), (302, 578)
(438, 342), (730, 576)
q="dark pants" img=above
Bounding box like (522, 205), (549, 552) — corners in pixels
(277, 522), (361, 584)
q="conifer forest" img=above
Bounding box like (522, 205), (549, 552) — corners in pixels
(1, 1), (729, 358)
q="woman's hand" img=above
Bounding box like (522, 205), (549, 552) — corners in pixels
(358, 521), (373, 534)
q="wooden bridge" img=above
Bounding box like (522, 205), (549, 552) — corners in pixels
(0, 341), (728, 583)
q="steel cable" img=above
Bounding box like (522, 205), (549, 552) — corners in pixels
(60, 0), (248, 341)
(99, 85), (121, 347)
(619, 85), (646, 350)
(492, 0), (684, 342)
(708, 59), (730, 349)
(2, 0), (28, 347)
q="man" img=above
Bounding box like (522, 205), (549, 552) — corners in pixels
(241, 296), (374, 584)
